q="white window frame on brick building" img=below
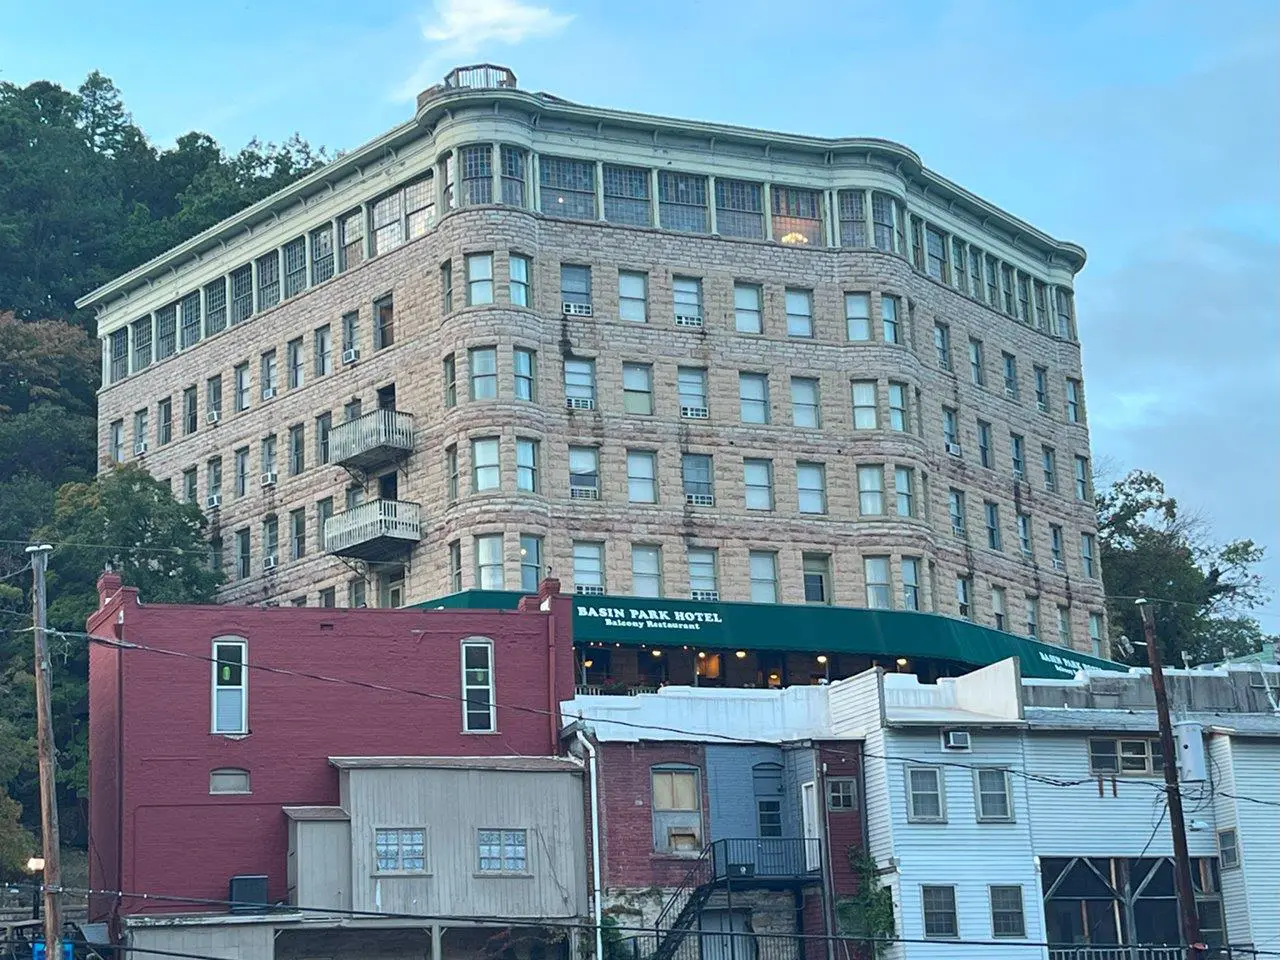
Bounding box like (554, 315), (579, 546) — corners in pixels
(461, 638), (496, 732)
(211, 638), (247, 735)
(516, 438), (538, 493)
(564, 358), (596, 409)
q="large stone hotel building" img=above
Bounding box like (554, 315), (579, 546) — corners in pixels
(82, 65), (1106, 657)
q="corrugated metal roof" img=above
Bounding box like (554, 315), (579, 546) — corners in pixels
(1025, 708), (1280, 736)
(282, 806), (348, 821)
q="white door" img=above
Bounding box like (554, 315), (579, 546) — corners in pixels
(801, 781), (821, 870)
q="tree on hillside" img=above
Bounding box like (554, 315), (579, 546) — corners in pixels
(1097, 470), (1270, 666)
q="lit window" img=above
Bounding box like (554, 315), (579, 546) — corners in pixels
(772, 185), (822, 245)
(462, 640), (496, 732)
(212, 639), (247, 734)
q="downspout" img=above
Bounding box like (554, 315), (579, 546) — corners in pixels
(575, 729), (604, 960)
(544, 596), (559, 750)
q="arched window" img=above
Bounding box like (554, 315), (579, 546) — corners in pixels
(651, 765), (701, 853)
(752, 763), (784, 838)
(209, 768), (251, 795)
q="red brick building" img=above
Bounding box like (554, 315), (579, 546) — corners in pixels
(87, 573), (574, 928)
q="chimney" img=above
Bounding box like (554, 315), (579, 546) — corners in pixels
(538, 577), (562, 601)
(97, 571), (124, 606)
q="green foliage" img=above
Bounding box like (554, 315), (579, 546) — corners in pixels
(0, 71), (321, 846)
(1097, 470), (1272, 666)
(836, 846), (896, 958)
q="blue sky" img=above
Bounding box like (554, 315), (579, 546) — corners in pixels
(3, 0), (1277, 634)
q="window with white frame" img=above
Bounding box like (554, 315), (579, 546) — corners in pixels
(623, 363), (653, 415)
(1026, 596), (1040, 638)
(603, 163), (651, 226)
(678, 367), (708, 418)
(1088, 738), (1164, 776)
(895, 466), (915, 517)
(791, 377), (820, 428)
(657, 171), (708, 233)
(852, 381), (878, 429)
(540, 156), (596, 219)
(572, 541), (605, 593)
(942, 406), (960, 451)
(749, 551), (778, 603)
(715, 178), (764, 239)
(627, 450), (658, 503)
(461, 639), (495, 732)
(470, 347), (497, 399)
(478, 829), (527, 873)
(466, 253), (494, 305)
(923, 885), (958, 939)
(864, 556), (892, 609)
(888, 383), (909, 431)
(673, 276), (703, 326)
(739, 372), (769, 424)
(471, 438), (500, 492)
(564, 358), (596, 407)
(561, 264), (592, 309)
(882, 294), (902, 344)
(901, 558), (921, 611)
(785, 288), (814, 337)
(688, 548), (718, 600)
(474, 535), (504, 589)
(569, 446), (599, 498)
(906, 767), (945, 822)
(797, 462), (827, 514)
(1017, 513), (1033, 556)
(734, 283), (763, 333)
(516, 438), (538, 492)
(509, 254), (530, 307)
(1088, 611), (1104, 657)
(514, 348), (536, 401)
(857, 465), (884, 515)
(1218, 828), (1240, 869)
(990, 885), (1026, 938)
(631, 544), (663, 597)
(619, 271), (648, 322)
(1042, 446), (1058, 493)
(376, 828), (426, 872)
(1050, 524), (1064, 567)
(212, 639), (247, 734)
(975, 769), (1012, 821)
(743, 459), (774, 511)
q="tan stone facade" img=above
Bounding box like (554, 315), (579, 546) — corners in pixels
(87, 69), (1105, 655)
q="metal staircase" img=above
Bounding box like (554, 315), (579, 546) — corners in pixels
(651, 846), (715, 960)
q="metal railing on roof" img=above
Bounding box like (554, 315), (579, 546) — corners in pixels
(443, 64), (517, 90)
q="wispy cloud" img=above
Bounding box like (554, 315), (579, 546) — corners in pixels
(394, 0), (573, 101)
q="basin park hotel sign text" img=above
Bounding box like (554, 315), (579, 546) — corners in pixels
(577, 604), (725, 633)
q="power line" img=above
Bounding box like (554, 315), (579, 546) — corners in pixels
(0, 537), (201, 556)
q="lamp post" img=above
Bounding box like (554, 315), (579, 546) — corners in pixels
(26, 856), (45, 920)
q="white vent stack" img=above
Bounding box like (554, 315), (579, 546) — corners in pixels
(1173, 721), (1207, 782)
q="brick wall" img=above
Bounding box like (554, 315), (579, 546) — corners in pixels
(818, 742), (866, 899)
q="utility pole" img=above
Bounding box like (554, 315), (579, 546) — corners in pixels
(1137, 599), (1203, 960)
(27, 544), (63, 960)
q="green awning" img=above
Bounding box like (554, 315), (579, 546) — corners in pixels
(415, 590), (1125, 680)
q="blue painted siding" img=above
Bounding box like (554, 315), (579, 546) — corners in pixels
(706, 744), (785, 841)
(782, 744), (816, 840)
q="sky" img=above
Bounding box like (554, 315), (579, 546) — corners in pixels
(2, 0), (1277, 633)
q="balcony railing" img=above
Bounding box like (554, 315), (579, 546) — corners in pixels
(1049, 949), (1188, 960)
(710, 838), (822, 883)
(443, 64), (517, 90)
(324, 499), (421, 562)
(329, 409), (414, 471)
(575, 684), (660, 697)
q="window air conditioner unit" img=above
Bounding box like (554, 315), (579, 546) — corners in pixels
(942, 730), (971, 751)
(575, 584), (605, 596)
(1052, 558), (1065, 571)
(133, 441), (148, 456)
(260, 471), (278, 488)
(675, 314), (704, 328)
(228, 875), (269, 915)
(342, 348), (360, 365)
(686, 493), (715, 507)
(951, 523), (966, 538)
(570, 486), (600, 500)
(566, 397), (596, 411)
(680, 405), (710, 420)
(262, 555), (279, 571)
(262, 387), (277, 400)
(1005, 387), (1018, 399)
(691, 590), (720, 602)
(945, 441), (962, 456)
(206, 494), (221, 509)
(207, 409), (221, 425)
(562, 301), (593, 318)
(1021, 548), (1034, 559)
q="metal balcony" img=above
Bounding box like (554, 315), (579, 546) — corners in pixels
(324, 500), (422, 563)
(710, 838), (822, 886)
(443, 64), (517, 89)
(329, 409), (415, 472)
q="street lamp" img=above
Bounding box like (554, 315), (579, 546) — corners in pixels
(26, 856), (45, 920)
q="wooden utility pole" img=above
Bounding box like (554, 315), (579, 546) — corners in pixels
(27, 543), (63, 960)
(1137, 599), (1203, 960)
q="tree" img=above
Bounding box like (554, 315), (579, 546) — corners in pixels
(1097, 470), (1271, 666)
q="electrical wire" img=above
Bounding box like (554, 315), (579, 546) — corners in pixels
(0, 538), (202, 557)
(0, 562), (32, 584)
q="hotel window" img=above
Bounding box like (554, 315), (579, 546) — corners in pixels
(967, 247), (984, 299)
(603, 163), (651, 225)
(1001, 352), (1019, 399)
(951, 239), (968, 293)
(852, 381), (878, 429)
(678, 367), (709, 418)
(910, 216), (925, 270)
(1050, 524), (1065, 568)
(657, 171), (708, 233)
(500, 146), (526, 206)
(515, 438), (538, 492)
(572, 541), (605, 594)
(895, 467), (915, 517)
(314, 325), (332, 376)
(627, 450), (658, 503)
(1034, 280), (1050, 330)
(1055, 288), (1075, 339)
(226, 265), (252, 326)
(233, 363), (250, 412)
(1066, 378), (1084, 423)
(349, 579), (367, 608)
(470, 347), (497, 400)
(315, 413), (331, 466)
(977, 420), (993, 468)
(514, 348), (536, 401)
(466, 253), (493, 305)
(157, 397), (172, 445)
(212, 639), (247, 734)
(1088, 611), (1104, 656)
(509, 254), (531, 307)
(682, 453), (714, 505)
(942, 406), (960, 452)
(864, 556), (892, 609)
(520, 534), (543, 591)
(474, 534), (504, 589)
(182, 468), (196, 503)
(933, 323), (951, 370)
(1026, 597), (1040, 638)
(338, 210), (364, 271)
(310, 223), (336, 284)
(969, 338), (985, 386)
(260, 350), (278, 399)
(985, 502), (1002, 550)
(673, 276), (703, 326)
(882, 295), (902, 344)
(540, 156), (596, 219)
(652, 767), (701, 852)
(871, 192), (896, 251)
(179, 385), (196, 435)
(632, 545), (663, 597)
(743, 459), (774, 511)
(256, 251), (280, 309)
(1017, 273), (1032, 323)
(689, 548), (719, 600)
(797, 462), (827, 514)
(445, 445), (459, 501)
(569, 446), (599, 499)
(857, 465), (884, 515)
(1081, 533), (1097, 578)
(180, 292), (201, 349)
(907, 767), (945, 823)
(715, 178), (764, 239)
(619, 271), (648, 322)
(561, 264), (592, 310)
(233, 528), (250, 579)
(287, 338), (304, 389)
(442, 260), (454, 312)
(956, 575), (973, 619)
(290, 508), (306, 560)
(976, 769), (1013, 822)
(985, 255), (1000, 306)
(803, 554), (831, 604)
(458, 144), (492, 205)
(992, 586), (1007, 631)
(288, 424), (304, 476)
(234, 448), (249, 498)
(901, 558), (921, 611)
(1034, 365), (1049, 413)
(734, 283), (762, 333)
(791, 377), (820, 428)
(925, 226), (948, 281)
(749, 551), (779, 603)
(888, 383), (909, 432)
(845, 292), (871, 341)
(773, 185), (822, 245)
(261, 435), (278, 478)
(837, 189), (867, 246)
(372, 294), (395, 351)
(477, 829), (527, 874)
(283, 236), (307, 298)
(739, 372), (770, 422)
(155, 304), (177, 360)
(471, 438), (500, 492)
(132, 409), (148, 453)
(204, 277), (227, 334)
(442, 354), (456, 407)
(462, 640), (496, 732)
(623, 363), (654, 415)
(1057, 605), (1071, 646)
(1042, 446), (1058, 493)
(316, 497), (333, 552)
(785, 288), (814, 337)
(949, 489), (967, 537)
(1010, 433), (1026, 479)
(1018, 514), (1033, 556)
(373, 178), (432, 253)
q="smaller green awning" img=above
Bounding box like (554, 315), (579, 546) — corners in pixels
(415, 590), (1125, 680)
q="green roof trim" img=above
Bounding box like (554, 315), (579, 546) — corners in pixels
(414, 591), (1125, 680)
